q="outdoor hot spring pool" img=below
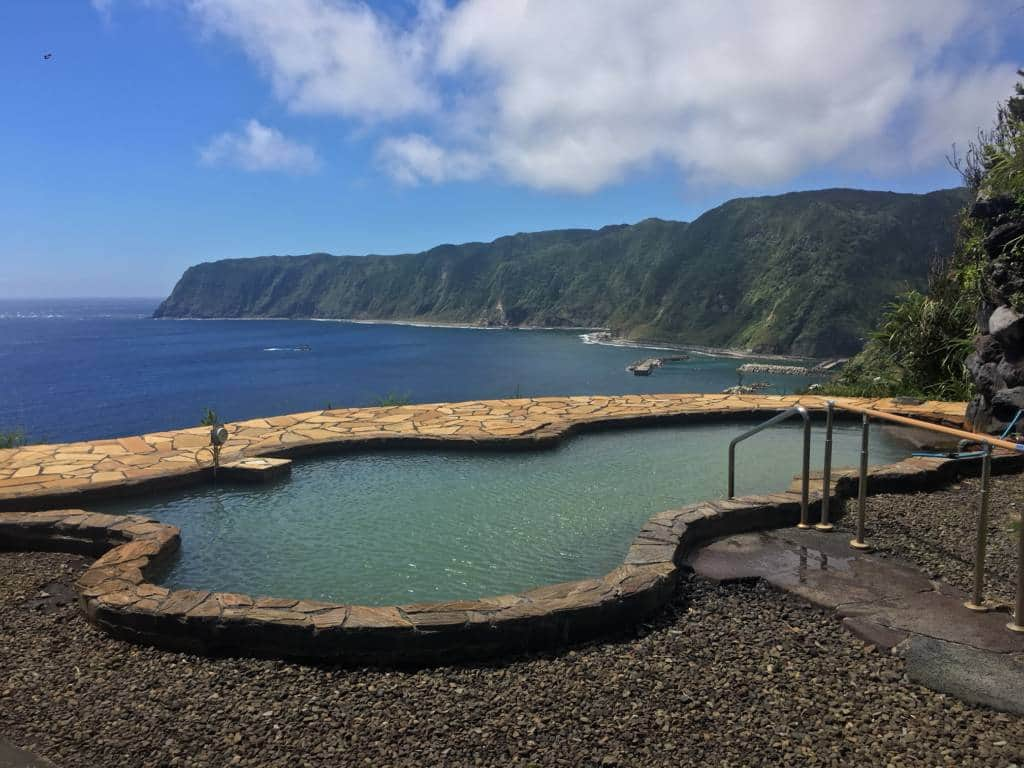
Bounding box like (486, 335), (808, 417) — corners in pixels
(96, 422), (912, 605)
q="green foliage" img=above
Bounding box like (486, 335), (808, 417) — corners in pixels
(948, 70), (1024, 193)
(0, 429), (26, 449)
(981, 70), (1024, 199)
(154, 189), (968, 357)
(983, 126), (1024, 198)
(200, 408), (219, 426)
(371, 392), (412, 407)
(824, 215), (983, 400)
(829, 73), (1024, 401)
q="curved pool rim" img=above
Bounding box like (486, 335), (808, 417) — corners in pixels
(0, 394), (988, 665)
(0, 393), (970, 513)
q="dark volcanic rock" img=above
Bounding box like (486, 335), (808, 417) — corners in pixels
(998, 357), (1024, 388)
(989, 305), (1024, 349)
(969, 357), (1005, 397)
(969, 194), (1015, 221)
(984, 221), (1024, 256)
(975, 333), (1003, 362)
(991, 386), (1024, 420)
(968, 195), (1024, 432)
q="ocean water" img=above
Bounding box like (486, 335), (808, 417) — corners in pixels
(0, 298), (820, 443)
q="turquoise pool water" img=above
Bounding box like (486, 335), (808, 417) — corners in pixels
(97, 422), (911, 606)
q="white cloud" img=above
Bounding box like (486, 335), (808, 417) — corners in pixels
(907, 66), (1019, 166)
(91, 0), (115, 21)
(199, 119), (320, 173)
(425, 0), (1016, 191)
(186, 0), (439, 120)
(134, 0), (1023, 191)
(377, 134), (487, 185)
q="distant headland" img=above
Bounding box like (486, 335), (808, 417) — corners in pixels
(155, 187), (969, 357)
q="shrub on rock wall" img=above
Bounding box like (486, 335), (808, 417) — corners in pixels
(823, 214), (982, 401)
(825, 72), (1024, 414)
(964, 72), (1024, 430)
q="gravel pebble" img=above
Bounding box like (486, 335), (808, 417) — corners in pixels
(839, 471), (1023, 604)
(2, 551), (1023, 767)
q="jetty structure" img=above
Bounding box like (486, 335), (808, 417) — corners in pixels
(736, 358), (848, 377)
(627, 355), (689, 376)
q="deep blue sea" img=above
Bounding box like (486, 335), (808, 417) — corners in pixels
(0, 298), (818, 443)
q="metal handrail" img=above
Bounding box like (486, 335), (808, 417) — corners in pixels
(728, 405), (811, 528)
(849, 413), (871, 550)
(836, 404), (1024, 452)
(816, 400), (836, 531)
(726, 400), (1024, 634)
(830, 401), (1023, 635)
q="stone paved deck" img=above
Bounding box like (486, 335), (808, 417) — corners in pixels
(0, 394), (967, 509)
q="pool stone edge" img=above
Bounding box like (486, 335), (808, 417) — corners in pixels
(4, 449), (1022, 664)
(0, 394), (970, 512)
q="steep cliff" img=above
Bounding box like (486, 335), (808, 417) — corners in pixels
(155, 187), (969, 357)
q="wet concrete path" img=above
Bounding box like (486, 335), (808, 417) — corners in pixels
(687, 527), (1024, 713)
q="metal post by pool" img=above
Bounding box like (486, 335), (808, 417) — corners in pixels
(795, 410), (812, 529)
(815, 400), (835, 531)
(1009, 508), (1024, 633)
(727, 406), (810, 531)
(965, 442), (993, 612)
(850, 413), (871, 550)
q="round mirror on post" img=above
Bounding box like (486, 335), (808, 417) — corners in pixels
(210, 424), (228, 447)
(209, 424), (229, 476)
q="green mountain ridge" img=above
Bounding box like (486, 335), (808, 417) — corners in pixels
(155, 187), (970, 357)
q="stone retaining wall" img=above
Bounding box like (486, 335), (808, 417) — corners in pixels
(3, 449), (1019, 665)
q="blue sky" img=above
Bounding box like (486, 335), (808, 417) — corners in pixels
(1, 0), (1022, 298)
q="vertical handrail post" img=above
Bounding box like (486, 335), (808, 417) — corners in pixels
(850, 413), (871, 550)
(1009, 507), (1024, 633)
(797, 409), (812, 529)
(816, 400), (835, 531)
(727, 443), (736, 499)
(726, 405), (810, 518)
(965, 443), (993, 611)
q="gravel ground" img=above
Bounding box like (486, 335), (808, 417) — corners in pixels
(2, 551), (1023, 767)
(838, 471), (1023, 605)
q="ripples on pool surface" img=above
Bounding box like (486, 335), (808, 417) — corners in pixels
(97, 422), (911, 605)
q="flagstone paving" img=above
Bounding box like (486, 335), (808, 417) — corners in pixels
(0, 394), (967, 509)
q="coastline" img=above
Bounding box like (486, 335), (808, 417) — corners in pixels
(154, 314), (821, 362)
